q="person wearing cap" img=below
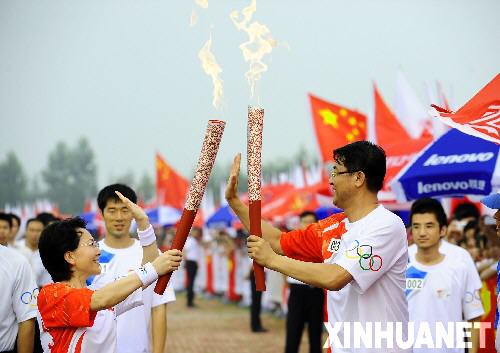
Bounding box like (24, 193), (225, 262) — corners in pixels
(480, 190), (500, 353)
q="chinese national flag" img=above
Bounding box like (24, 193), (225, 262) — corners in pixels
(374, 84), (412, 146)
(309, 94), (367, 162)
(432, 74), (500, 145)
(155, 153), (189, 209)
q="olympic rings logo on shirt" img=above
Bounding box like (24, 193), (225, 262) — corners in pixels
(344, 240), (383, 272)
(464, 289), (481, 305)
(20, 287), (40, 307)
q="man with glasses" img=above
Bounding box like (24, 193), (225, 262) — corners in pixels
(225, 141), (409, 352)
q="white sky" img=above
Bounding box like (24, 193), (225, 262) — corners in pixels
(1, 0), (499, 185)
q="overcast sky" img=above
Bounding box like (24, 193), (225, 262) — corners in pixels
(1, 0), (499, 186)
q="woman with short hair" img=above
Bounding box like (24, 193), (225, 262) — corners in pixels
(36, 191), (182, 353)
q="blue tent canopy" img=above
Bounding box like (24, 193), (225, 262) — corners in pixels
(391, 129), (500, 202)
(205, 205), (236, 228)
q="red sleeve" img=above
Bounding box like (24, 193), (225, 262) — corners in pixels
(38, 283), (97, 329)
(280, 223), (323, 263)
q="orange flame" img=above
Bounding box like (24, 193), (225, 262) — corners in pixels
(196, 0), (208, 8)
(230, 0), (277, 97)
(198, 35), (224, 108)
(190, 10), (198, 27)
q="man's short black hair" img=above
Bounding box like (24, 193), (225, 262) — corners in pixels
(9, 213), (20, 227)
(39, 217), (87, 282)
(410, 198), (448, 229)
(453, 202), (480, 221)
(37, 212), (59, 227)
(26, 218), (44, 228)
(0, 213), (12, 228)
(299, 211), (317, 222)
(97, 183), (137, 212)
(333, 141), (386, 192)
(464, 220), (478, 234)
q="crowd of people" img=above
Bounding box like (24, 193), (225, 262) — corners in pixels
(1, 140), (499, 353)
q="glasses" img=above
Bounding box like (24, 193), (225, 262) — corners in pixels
(330, 169), (361, 178)
(79, 239), (99, 248)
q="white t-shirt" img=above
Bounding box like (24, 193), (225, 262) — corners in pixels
(184, 237), (202, 262)
(408, 240), (480, 296)
(37, 279), (142, 353)
(281, 206), (410, 352)
(406, 253), (484, 353)
(330, 206), (409, 352)
(90, 239), (176, 353)
(0, 245), (37, 351)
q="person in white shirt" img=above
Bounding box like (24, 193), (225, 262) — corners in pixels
(0, 243), (37, 353)
(226, 141), (409, 352)
(14, 218), (44, 265)
(0, 212), (11, 246)
(407, 198), (484, 353)
(90, 184), (176, 353)
(479, 190), (500, 353)
(7, 213), (21, 246)
(184, 227), (203, 307)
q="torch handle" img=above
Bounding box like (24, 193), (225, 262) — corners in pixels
(154, 209), (197, 294)
(249, 200), (266, 291)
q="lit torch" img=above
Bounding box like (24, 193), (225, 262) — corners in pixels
(154, 120), (226, 294)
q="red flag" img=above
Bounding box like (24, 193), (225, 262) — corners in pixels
(155, 153), (189, 210)
(432, 74), (500, 144)
(374, 84), (412, 146)
(379, 137), (432, 201)
(262, 183), (325, 220)
(309, 94), (367, 162)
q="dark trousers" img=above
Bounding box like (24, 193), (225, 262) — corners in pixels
(185, 260), (198, 307)
(250, 271), (263, 331)
(285, 284), (324, 353)
(33, 319), (43, 353)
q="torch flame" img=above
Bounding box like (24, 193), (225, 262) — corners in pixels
(198, 35), (224, 109)
(190, 10), (198, 27)
(230, 0), (277, 97)
(196, 0), (208, 8)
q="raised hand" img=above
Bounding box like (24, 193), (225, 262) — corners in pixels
(225, 153), (241, 203)
(115, 190), (150, 231)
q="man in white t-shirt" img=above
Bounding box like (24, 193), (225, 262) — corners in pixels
(14, 218), (44, 266)
(407, 198), (484, 353)
(0, 212), (11, 246)
(90, 184), (176, 353)
(0, 244), (37, 353)
(226, 141), (409, 352)
(6, 213), (21, 246)
(479, 191), (500, 353)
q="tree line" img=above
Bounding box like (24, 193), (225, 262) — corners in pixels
(0, 139), (318, 215)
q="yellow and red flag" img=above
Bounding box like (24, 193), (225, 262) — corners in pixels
(309, 94), (367, 162)
(155, 153), (189, 210)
